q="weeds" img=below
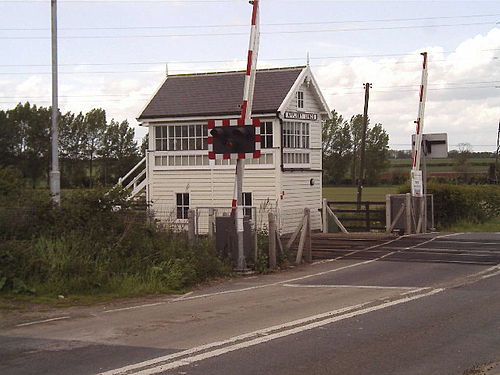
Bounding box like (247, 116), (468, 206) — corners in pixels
(0, 187), (230, 300)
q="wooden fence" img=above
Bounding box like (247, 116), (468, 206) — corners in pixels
(327, 201), (386, 232)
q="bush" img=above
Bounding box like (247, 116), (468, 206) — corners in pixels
(399, 182), (500, 227)
(0, 189), (230, 297)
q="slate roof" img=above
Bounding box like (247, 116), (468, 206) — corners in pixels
(138, 66), (305, 120)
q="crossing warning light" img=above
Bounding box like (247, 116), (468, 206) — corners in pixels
(210, 125), (256, 154)
(207, 119), (261, 160)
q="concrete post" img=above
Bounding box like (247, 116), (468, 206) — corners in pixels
(304, 208), (312, 263)
(385, 194), (391, 233)
(268, 212), (277, 269)
(405, 193), (412, 235)
(322, 198), (328, 233)
(208, 208), (215, 237)
(188, 209), (196, 246)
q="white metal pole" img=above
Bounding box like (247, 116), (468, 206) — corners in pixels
(234, 0), (260, 271)
(50, 0), (61, 204)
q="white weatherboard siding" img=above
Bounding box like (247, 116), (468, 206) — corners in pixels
(277, 75), (324, 234)
(287, 81), (323, 114)
(279, 171), (322, 233)
(150, 167), (279, 233)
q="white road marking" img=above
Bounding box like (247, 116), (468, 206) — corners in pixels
(282, 284), (418, 290)
(99, 288), (443, 375)
(383, 247), (498, 254)
(434, 240), (500, 245)
(102, 302), (166, 314)
(171, 291), (194, 302)
(96, 301), (371, 375)
(15, 316), (70, 327)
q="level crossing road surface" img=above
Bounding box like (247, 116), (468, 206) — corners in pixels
(1, 232), (499, 375)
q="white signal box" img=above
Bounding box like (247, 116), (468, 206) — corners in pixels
(412, 133), (448, 159)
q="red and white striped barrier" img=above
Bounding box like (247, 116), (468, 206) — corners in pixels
(412, 52), (428, 171)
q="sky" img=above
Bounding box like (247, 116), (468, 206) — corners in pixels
(0, 0), (499, 152)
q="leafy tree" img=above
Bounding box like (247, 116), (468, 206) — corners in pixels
(365, 123), (390, 184)
(6, 103), (51, 187)
(59, 111), (87, 187)
(453, 142), (473, 182)
(140, 134), (148, 157)
(84, 108), (106, 188)
(348, 114), (365, 184)
(322, 110), (390, 186)
(109, 119), (140, 179)
(0, 109), (23, 168)
(322, 110), (352, 184)
(98, 119), (139, 185)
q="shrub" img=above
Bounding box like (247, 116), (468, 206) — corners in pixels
(0, 189), (230, 296)
(399, 182), (500, 227)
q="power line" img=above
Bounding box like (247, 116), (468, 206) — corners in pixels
(2, 13), (499, 31)
(0, 21), (496, 40)
(1, 49), (498, 68)
(0, 82), (498, 102)
(1, 54), (498, 75)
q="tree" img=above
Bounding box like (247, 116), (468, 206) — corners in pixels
(0, 109), (23, 168)
(108, 119), (140, 179)
(98, 119), (140, 185)
(59, 111), (87, 187)
(322, 110), (390, 186)
(84, 108), (106, 188)
(365, 123), (390, 184)
(6, 103), (51, 188)
(454, 142), (473, 182)
(322, 110), (352, 184)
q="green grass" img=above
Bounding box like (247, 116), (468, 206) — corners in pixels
(323, 186), (399, 202)
(441, 218), (500, 232)
(389, 157), (495, 174)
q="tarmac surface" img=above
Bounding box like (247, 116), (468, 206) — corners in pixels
(1, 232), (499, 375)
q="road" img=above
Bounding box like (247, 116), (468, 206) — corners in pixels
(1, 232), (499, 375)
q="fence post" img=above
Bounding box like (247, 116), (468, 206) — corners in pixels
(268, 212), (277, 269)
(405, 193), (412, 235)
(208, 208), (215, 237)
(365, 202), (370, 232)
(304, 208), (312, 263)
(188, 209), (196, 246)
(322, 198), (328, 233)
(385, 194), (392, 233)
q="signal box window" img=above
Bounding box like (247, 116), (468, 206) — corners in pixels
(155, 125), (207, 151)
(242, 192), (252, 218)
(176, 193), (189, 219)
(260, 121), (273, 149)
(297, 91), (304, 109)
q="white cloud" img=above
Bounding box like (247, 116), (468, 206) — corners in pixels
(314, 27), (500, 151)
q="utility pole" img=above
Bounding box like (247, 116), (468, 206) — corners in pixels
(356, 82), (371, 209)
(50, 0), (61, 204)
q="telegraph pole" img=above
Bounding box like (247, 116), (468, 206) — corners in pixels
(50, 0), (61, 204)
(356, 82), (371, 209)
